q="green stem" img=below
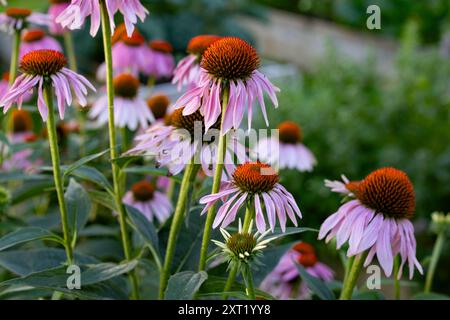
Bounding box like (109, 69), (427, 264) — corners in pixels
(159, 162), (200, 299)
(424, 232), (446, 293)
(341, 255), (355, 292)
(100, 0), (139, 300)
(339, 252), (367, 300)
(393, 255), (401, 299)
(166, 179), (175, 203)
(9, 29), (20, 86)
(43, 86), (73, 265)
(222, 202), (255, 299)
(63, 32), (78, 72)
(198, 87), (230, 271)
(243, 266), (256, 300)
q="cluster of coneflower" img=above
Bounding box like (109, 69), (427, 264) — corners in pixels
(0, 0), (425, 301)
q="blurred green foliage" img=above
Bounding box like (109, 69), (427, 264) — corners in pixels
(258, 21), (450, 231)
(256, 0), (450, 44)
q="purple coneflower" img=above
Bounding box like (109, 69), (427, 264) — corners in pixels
(0, 49), (95, 120)
(147, 40), (175, 80)
(128, 108), (247, 176)
(260, 242), (334, 299)
(257, 121), (317, 172)
(199, 161), (302, 233)
(319, 167), (423, 279)
(19, 28), (62, 59)
(48, 0), (70, 35)
(172, 34), (221, 91)
(123, 180), (172, 224)
(89, 73), (154, 130)
(173, 37), (279, 133)
(0, 8), (50, 33)
(56, 0), (148, 37)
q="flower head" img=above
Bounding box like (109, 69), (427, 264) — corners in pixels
(123, 180), (173, 224)
(319, 167), (423, 279)
(200, 161), (302, 233)
(56, 0), (148, 37)
(173, 37), (279, 133)
(260, 242), (334, 299)
(127, 107), (247, 176)
(0, 8), (50, 33)
(172, 34), (221, 91)
(147, 94), (170, 121)
(89, 73), (154, 131)
(147, 40), (175, 79)
(0, 49), (95, 121)
(212, 219), (277, 269)
(20, 28), (62, 59)
(48, 0), (71, 35)
(257, 121), (316, 172)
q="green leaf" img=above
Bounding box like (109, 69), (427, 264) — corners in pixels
(0, 248), (98, 276)
(124, 166), (182, 182)
(11, 181), (54, 205)
(0, 227), (63, 251)
(112, 155), (140, 169)
(165, 271), (208, 300)
(88, 190), (116, 211)
(65, 179), (92, 237)
(69, 166), (112, 192)
(412, 292), (450, 300)
(78, 225), (119, 237)
(295, 262), (336, 300)
(80, 260), (139, 286)
(0, 261), (137, 299)
(0, 172), (50, 183)
(352, 290), (385, 300)
(126, 205), (160, 257)
(63, 149), (109, 177)
(198, 275), (275, 300)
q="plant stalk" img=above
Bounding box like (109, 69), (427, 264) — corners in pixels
(424, 231), (446, 293)
(339, 251), (367, 300)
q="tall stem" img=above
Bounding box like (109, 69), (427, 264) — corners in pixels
(9, 29), (20, 86)
(339, 252), (367, 300)
(159, 162), (200, 299)
(100, 0), (139, 300)
(424, 232), (445, 293)
(222, 201), (255, 299)
(63, 32), (77, 72)
(43, 86), (73, 264)
(393, 255), (401, 299)
(198, 87), (229, 271)
(243, 266), (256, 300)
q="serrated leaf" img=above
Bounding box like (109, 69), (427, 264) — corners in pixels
(165, 271), (208, 300)
(295, 261), (336, 300)
(0, 227), (63, 252)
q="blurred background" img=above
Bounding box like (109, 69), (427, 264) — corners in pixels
(1, 0), (449, 297)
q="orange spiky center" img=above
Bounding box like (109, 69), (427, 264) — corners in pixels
(113, 73), (139, 98)
(293, 242), (317, 267)
(112, 23), (127, 46)
(170, 108), (220, 137)
(278, 121), (302, 144)
(202, 37), (260, 81)
(187, 34), (222, 55)
(20, 49), (67, 76)
(6, 8), (32, 19)
(22, 29), (45, 42)
(2, 72), (9, 82)
(356, 167), (415, 219)
(149, 40), (173, 53)
(131, 180), (155, 202)
(121, 29), (145, 47)
(233, 162), (279, 194)
(147, 94), (170, 120)
(12, 109), (33, 133)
